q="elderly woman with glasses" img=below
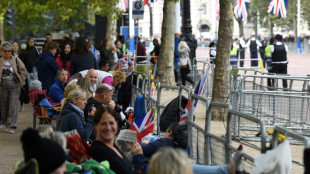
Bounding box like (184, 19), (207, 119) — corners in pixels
(0, 42), (27, 133)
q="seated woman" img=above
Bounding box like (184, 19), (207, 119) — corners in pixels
(57, 88), (96, 142)
(140, 124), (187, 158)
(149, 147), (244, 174)
(87, 106), (144, 174)
(29, 80), (59, 119)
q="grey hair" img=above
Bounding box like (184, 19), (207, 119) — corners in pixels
(1, 42), (13, 50)
(107, 43), (116, 52)
(62, 88), (86, 106)
(39, 131), (69, 154)
(29, 80), (42, 91)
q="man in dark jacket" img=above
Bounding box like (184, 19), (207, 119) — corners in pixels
(48, 69), (68, 103)
(135, 37), (146, 63)
(84, 84), (128, 129)
(270, 34), (288, 89)
(38, 42), (59, 91)
(150, 38), (160, 64)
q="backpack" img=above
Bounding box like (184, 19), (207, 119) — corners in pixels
(160, 96), (188, 132)
(173, 124), (188, 149)
(250, 40), (257, 50)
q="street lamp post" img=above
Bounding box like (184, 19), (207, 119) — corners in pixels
(180, 0), (197, 65)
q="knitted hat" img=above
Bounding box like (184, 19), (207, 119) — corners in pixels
(21, 128), (66, 174)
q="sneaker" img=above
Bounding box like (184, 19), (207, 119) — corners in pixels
(20, 105), (24, 112)
(8, 129), (15, 134)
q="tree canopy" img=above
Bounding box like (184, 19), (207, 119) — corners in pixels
(0, 0), (120, 38)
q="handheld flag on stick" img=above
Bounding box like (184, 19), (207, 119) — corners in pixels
(130, 107), (155, 143)
(179, 65), (211, 125)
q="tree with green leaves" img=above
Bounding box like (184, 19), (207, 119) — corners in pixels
(1, 0), (120, 40)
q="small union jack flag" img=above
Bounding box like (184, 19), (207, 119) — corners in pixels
(234, 0), (251, 20)
(130, 108), (155, 143)
(128, 55), (135, 72)
(267, 0), (289, 19)
(119, 57), (128, 70)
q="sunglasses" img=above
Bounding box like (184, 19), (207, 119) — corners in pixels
(2, 50), (12, 53)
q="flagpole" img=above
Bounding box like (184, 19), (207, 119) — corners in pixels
(296, 0), (302, 53)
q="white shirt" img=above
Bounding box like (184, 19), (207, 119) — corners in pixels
(239, 38), (246, 48)
(246, 38), (262, 52)
(210, 48), (216, 57)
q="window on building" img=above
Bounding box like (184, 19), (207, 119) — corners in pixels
(200, 24), (210, 32)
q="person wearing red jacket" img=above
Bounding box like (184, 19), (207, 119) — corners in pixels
(55, 42), (73, 80)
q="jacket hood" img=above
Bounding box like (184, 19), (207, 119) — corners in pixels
(39, 51), (54, 60)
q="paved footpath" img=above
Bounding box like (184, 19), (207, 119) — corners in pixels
(0, 103), (32, 174)
(0, 49), (308, 174)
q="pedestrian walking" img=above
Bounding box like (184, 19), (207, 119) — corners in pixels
(12, 41), (29, 112)
(239, 35), (246, 67)
(246, 35), (262, 67)
(0, 42), (27, 133)
(209, 42), (217, 64)
(259, 37), (268, 68)
(178, 41), (194, 87)
(38, 41), (59, 91)
(22, 38), (39, 85)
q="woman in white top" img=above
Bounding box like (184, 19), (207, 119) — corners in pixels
(178, 41), (194, 86)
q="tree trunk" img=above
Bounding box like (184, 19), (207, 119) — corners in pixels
(293, 0), (298, 42)
(267, 14), (274, 37)
(211, 0), (234, 121)
(106, 11), (117, 41)
(253, 11), (258, 37)
(156, 0), (175, 86)
(237, 18), (244, 36)
(0, 22), (4, 42)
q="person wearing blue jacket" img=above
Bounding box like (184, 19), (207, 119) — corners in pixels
(48, 69), (68, 103)
(38, 42), (59, 91)
(57, 88), (96, 142)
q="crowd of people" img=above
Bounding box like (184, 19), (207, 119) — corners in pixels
(209, 34), (288, 89)
(0, 33), (253, 174)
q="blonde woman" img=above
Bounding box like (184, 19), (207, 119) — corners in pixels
(56, 88), (96, 141)
(77, 78), (93, 99)
(149, 147), (244, 174)
(148, 148), (193, 174)
(178, 41), (194, 87)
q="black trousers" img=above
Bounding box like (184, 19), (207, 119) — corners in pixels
(267, 63), (288, 89)
(239, 49), (245, 67)
(180, 67), (194, 86)
(250, 50), (258, 67)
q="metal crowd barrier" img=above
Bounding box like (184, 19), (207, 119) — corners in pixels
(233, 91), (310, 138)
(128, 71), (309, 172)
(236, 74), (310, 92)
(186, 95), (266, 172)
(130, 71), (148, 108)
